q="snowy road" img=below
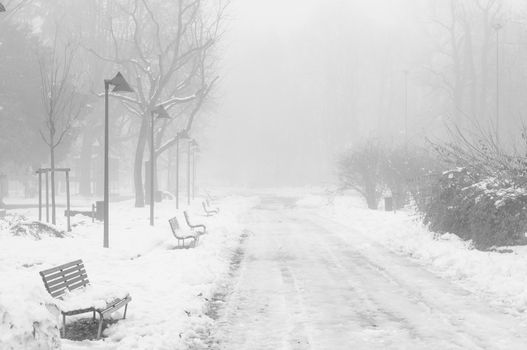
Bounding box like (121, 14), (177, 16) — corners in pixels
(204, 196), (527, 350)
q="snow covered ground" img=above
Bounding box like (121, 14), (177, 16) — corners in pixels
(0, 194), (258, 350)
(6, 189), (527, 349)
(201, 192), (527, 349)
(320, 195), (527, 315)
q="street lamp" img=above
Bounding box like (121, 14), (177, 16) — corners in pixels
(103, 72), (133, 248)
(149, 105), (171, 226)
(191, 142), (200, 200)
(493, 22), (503, 145)
(187, 139), (198, 205)
(403, 70), (409, 151)
(175, 130), (189, 209)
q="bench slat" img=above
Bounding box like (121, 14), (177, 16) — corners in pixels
(44, 264), (86, 282)
(40, 260), (83, 276)
(46, 269), (87, 288)
(49, 279), (89, 298)
(48, 275), (88, 293)
(67, 279), (90, 291)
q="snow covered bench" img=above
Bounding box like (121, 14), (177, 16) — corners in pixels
(202, 201), (218, 216)
(169, 216), (199, 248)
(184, 211), (207, 234)
(39, 259), (131, 339)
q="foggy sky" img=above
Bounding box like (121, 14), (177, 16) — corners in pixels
(200, 0), (420, 187)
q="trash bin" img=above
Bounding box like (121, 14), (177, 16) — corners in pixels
(384, 197), (393, 212)
(95, 201), (106, 221)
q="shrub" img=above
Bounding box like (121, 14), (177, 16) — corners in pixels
(338, 141), (384, 209)
(421, 168), (527, 249)
(338, 141), (439, 210)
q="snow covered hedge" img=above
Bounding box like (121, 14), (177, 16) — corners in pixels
(420, 167), (527, 249)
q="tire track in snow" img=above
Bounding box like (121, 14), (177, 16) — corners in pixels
(304, 211), (527, 349)
(186, 228), (251, 350)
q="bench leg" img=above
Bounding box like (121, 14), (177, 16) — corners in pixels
(93, 310), (96, 321)
(62, 314), (66, 338)
(96, 313), (104, 340)
(123, 304), (128, 319)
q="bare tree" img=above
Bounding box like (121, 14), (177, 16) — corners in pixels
(89, 0), (227, 207)
(38, 38), (84, 224)
(424, 0), (503, 129)
(338, 141), (385, 210)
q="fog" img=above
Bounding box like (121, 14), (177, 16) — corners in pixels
(1, 0), (527, 201)
(201, 0), (435, 187)
(6, 1), (527, 347)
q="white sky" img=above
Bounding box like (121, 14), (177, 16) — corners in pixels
(200, 0), (420, 187)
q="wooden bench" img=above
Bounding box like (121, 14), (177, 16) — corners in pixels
(169, 216), (199, 248)
(39, 260), (131, 339)
(202, 201), (218, 216)
(183, 211), (206, 234)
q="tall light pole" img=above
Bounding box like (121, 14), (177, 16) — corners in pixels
(187, 140), (192, 206)
(192, 142), (200, 200)
(103, 72), (133, 248)
(403, 70), (409, 151)
(175, 130), (189, 209)
(149, 105), (171, 226)
(493, 23), (503, 145)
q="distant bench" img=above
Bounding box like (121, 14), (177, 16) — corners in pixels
(184, 211), (206, 234)
(169, 216), (199, 248)
(202, 201), (218, 216)
(39, 259), (131, 339)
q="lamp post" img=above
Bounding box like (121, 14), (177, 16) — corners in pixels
(149, 105), (171, 226)
(187, 140), (192, 206)
(175, 130), (189, 209)
(493, 22), (503, 145)
(103, 72), (133, 248)
(403, 70), (409, 151)
(192, 142), (200, 200)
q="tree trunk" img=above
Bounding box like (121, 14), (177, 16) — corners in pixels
(365, 180), (379, 210)
(134, 117), (148, 207)
(79, 130), (95, 196)
(50, 144), (56, 225)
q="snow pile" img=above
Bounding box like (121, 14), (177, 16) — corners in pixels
(11, 221), (68, 240)
(0, 271), (62, 350)
(59, 286), (130, 313)
(312, 193), (527, 313)
(0, 194), (258, 350)
(0, 214), (67, 240)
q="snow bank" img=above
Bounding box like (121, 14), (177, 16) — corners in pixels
(0, 270), (62, 349)
(308, 193), (527, 313)
(0, 194), (258, 350)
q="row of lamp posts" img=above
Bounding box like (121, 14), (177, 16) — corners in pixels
(0, 6), (197, 247)
(103, 72), (201, 247)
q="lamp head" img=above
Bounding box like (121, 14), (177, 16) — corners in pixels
(152, 105), (171, 120)
(178, 130), (189, 139)
(108, 72), (134, 93)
